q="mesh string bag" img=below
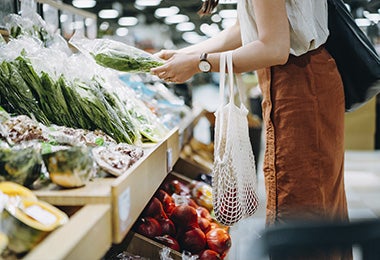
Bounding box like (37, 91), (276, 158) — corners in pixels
(212, 51), (259, 226)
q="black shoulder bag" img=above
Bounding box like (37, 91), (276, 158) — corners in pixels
(325, 0), (380, 112)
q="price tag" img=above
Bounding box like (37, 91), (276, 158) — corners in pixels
(167, 148), (173, 173)
(24, 205), (57, 226)
(118, 187), (130, 233)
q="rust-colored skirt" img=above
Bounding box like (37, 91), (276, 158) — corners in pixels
(257, 45), (349, 226)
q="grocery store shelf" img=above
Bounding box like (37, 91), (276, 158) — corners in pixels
(23, 108), (203, 257)
(24, 204), (112, 260)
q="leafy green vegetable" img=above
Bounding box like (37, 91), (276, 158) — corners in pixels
(0, 60), (50, 125)
(94, 50), (163, 73)
(0, 146), (42, 187)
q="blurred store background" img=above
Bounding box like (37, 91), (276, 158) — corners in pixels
(1, 1), (379, 259)
(2, 0), (379, 150)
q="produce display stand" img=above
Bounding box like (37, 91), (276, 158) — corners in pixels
(23, 107), (205, 259)
(24, 204), (111, 260)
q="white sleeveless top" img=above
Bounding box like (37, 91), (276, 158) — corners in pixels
(237, 0), (329, 56)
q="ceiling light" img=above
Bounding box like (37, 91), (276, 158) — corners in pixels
(118, 17), (138, 26)
(116, 27), (129, 36)
(200, 23), (220, 37)
(164, 14), (189, 25)
(154, 6), (180, 18)
(176, 22), (195, 32)
(72, 0), (96, 9)
(98, 9), (119, 19)
(211, 14), (222, 23)
(219, 9), (237, 19)
(182, 32), (207, 44)
(135, 0), (161, 7)
(99, 21), (110, 31)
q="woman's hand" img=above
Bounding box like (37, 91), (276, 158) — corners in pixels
(154, 49), (177, 60)
(151, 51), (199, 83)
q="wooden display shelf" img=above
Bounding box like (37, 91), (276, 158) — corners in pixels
(33, 128), (180, 244)
(24, 204), (112, 260)
(25, 107), (201, 255)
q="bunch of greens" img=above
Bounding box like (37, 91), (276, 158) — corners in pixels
(70, 36), (164, 73)
(94, 49), (163, 73)
(0, 56), (139, 144)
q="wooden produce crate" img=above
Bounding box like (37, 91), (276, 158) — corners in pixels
(33, 129), (179, 244)
(24, 204), (112, 260)
(173, 156), (211, 181)
(118, 232), (182, 260)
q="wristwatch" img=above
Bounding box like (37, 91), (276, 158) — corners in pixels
(198, 53), (212, 72)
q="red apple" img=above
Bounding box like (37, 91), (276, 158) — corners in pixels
(155, 189), (176, 216)
(198, 217), (211, 234)
(199, 249), (221, 260)
(196, 206), (212, 220)
(142, 197), (168, 219)
(179, 227), (206, 254)
(158, 217), (176, 236)
(136, 217), (162, 238)
(206, 228), (231, 256)
(170, 204), (198, 228)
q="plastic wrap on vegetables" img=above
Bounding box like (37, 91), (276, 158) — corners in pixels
(0, 37), (140, 144)
(42, 145), (96, 188)
(3, 0), (60, 48)
(0, 196), (68, 254)
(0, 145), (42, 188)
(92, 143), (144, 176)
(69, 34), (164, 73)
(95, 74), (169, 143)
(119, 74), (192, 129)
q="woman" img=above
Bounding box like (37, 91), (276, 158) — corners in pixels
(152, 0), (350, 245)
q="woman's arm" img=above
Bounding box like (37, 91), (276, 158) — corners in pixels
(151, 0), (289, 82)
(155, 20), (242, 60)
(208, 0), (290, 73)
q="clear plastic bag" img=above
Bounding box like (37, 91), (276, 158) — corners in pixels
(212, 51), (259, 226)
(69, 33), (164, 73)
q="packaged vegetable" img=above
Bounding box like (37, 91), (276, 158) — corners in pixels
(69, 33), (164, 73)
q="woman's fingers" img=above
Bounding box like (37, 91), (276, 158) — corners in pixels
(154, 49), (176, 60)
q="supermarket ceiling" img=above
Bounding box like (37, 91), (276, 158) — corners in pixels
(59, 0), (239, 46)
(59, 0), (380, 46)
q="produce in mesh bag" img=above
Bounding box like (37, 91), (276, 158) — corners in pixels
(69, 34), (164, 73)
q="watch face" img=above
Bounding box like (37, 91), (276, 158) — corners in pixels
(199, 60), (211, 72)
